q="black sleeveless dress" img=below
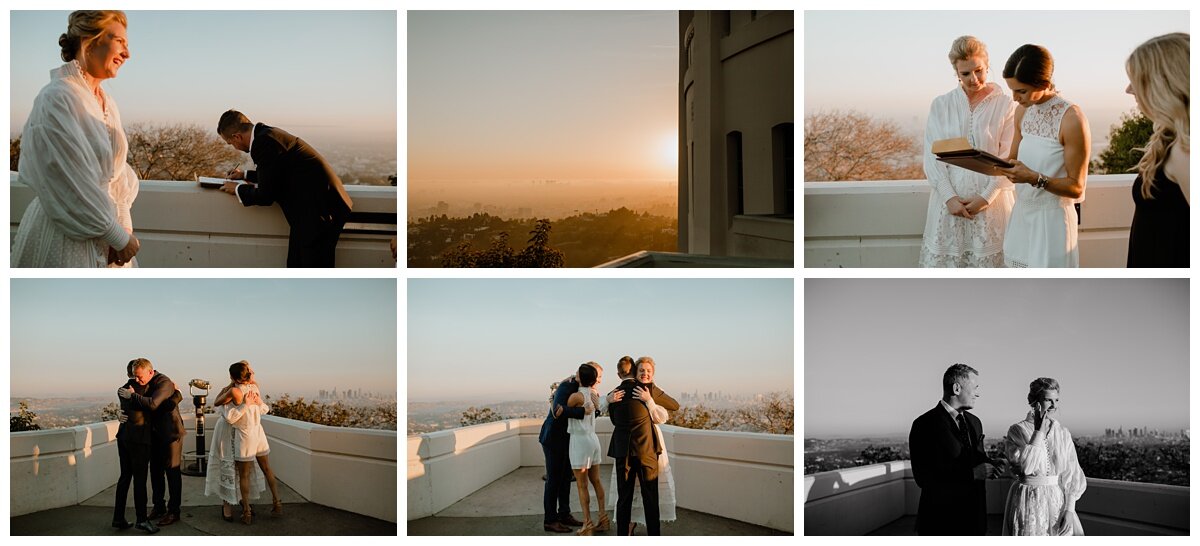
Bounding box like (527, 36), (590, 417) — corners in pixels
(1127, 168), (1189, 267)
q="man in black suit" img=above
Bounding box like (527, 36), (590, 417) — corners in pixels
(909, 363), (993, 535)
(605, 356), (678, 536)
(538, 366), (589, 533)
(217, 109), (353, 267)
(113, 360), (158, 533)
(119, 358), (185, 527)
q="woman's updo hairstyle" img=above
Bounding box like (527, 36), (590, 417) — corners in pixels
(1026, 377), (1060, 406)
(1003, 44), (1055, 90)
(948, 35), (988, 66)
(229, 360), (253, 383)
(59, 10), (127, 62)
(578, 362), (599, 388)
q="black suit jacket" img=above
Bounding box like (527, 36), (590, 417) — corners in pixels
(127, 373), (186, 443)
(117, 379), (151, 445)
(238, 123), (353, 234)
(909, 403), (989, 535)
(539, 378), (583, 446)
(606, 379), (679, 475)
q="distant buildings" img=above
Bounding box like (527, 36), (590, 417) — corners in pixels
(678, 11), (793, 260)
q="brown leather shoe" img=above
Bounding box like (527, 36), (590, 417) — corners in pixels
(560, 514), (585, 527)
(543, 521), (572, 533)
(157, 513), (180, 526)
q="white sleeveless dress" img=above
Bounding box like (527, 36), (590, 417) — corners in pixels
(226, 384), (272, 462)
(1003, 95), (1080, 267)
(568, 388), (603, 469)
(920, 83), (1016, 267)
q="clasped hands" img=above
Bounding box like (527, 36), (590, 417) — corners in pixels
(946, 195), (990, 219)
(107, 233), (140, 266)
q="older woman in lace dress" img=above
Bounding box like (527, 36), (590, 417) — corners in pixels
(11, 10), (141, 267)
(1002, 377), (1086, 535)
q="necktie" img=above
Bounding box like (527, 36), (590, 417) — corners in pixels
(956, 414), (972, 448)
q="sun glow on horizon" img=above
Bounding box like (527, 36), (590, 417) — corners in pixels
(659, 132), (678, 172)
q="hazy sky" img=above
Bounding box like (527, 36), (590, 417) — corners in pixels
(805, 11), (1189, 154)
(408, 11), (678, 182)
(10, 279), (397, 398)
(9, 10), (397, 146)
(408, 279), (793, 402)
(805, 279), (1189, 438)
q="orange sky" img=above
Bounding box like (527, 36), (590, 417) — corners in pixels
(408, 11), (678, 182)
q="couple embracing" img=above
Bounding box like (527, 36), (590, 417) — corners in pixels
(540, 356), (678, 535)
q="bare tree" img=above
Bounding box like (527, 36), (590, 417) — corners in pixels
(126, 122), (244, 182)
(804, 110), (923, 182)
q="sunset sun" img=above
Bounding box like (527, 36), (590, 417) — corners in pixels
(659, 132), (678, 170)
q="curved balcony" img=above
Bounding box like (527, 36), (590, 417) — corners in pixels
(407, 417), (793, 535)
(804, 174), (1136, 267)
(10, 414), (397, 534)
(804, 461), (1188, 535)
(11, 174), (397, 267)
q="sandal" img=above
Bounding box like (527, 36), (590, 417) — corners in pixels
(576, 521), (596, 536)
(241, 508), (253, 525)
(272, 499), (283, 517)
(595, 512), (611, 532)
(221, 504), (234, 522)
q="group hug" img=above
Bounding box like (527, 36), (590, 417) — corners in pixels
(11, 11), (354, 269)
(539, 356), (678, 536)
(113, 358), (282, 533)
(920, 33), (1188, 268)
(911, 364), (1086, 536)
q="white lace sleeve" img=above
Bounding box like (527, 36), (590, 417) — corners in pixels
(18, 85), (128, 248)
(1005, 422), (1049, 476)
(1056, 424), (1087, 511)
(980, 99), (1016, 202)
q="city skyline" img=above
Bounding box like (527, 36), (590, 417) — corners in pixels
(805, 279), (1189, 438)
(408, 279), (794, 402)
(408, 11), (678, 182)
(9, 279), (397, 398)
(805, 10), (1189, 160)
(9, 10), (397, 148)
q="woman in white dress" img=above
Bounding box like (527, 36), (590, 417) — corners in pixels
(605, 357), (677, 534)
(11, 10), (141, 268)
(921, 36), (1016, 267)
(212, 361), (282, 524)
(204, 374), (267, 523)
(997, 44), (1090, 267)
(1002, 377), (1086, 535)
(566, 362), (608, 535)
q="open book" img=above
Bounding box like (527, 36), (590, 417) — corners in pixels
(932, 137), (1014, 175)
(197, 176), (230, 189)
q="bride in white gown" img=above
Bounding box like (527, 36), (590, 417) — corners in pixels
(11, 11), (141, 268)
(1002, 377), (1086, 535)
(204, 361), (282, 524)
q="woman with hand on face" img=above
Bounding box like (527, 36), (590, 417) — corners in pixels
(1125, 33), (1189, 267)
(11, 10), (141, 268)
(920, 36), (1016, 267)
(997, 44), (1090, 268)
(1002, 378), (1086, 535)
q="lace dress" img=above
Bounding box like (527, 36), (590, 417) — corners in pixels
(605, 398), (677, 524)
(920, 83), (1016, 267)
(568, 387), (603, 469)
(1003, 94), (1080, 267)
(1002, 415), (1087, 535)
(204, 389), (267, 505)
(11, 61), (139, 268)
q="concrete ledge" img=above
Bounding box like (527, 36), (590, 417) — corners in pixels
(803, 461), (1189, 535)
(804, 175), (1136, 267)
(11, 174), (397, 267)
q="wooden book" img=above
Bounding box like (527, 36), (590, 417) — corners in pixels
(932, 137), (1013, 175)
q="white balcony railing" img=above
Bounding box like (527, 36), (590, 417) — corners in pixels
(10, 414), (397, 522)
(407, 417), (794, 533)
(804, 175), (1137, 267)
(804, 461), (1188, 535)
(11, 174), (397, 267)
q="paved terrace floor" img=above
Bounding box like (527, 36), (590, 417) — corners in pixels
(867, 515), (1003, 536)
(11, 473), (396, 535)
(408, 466), (789, 536)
